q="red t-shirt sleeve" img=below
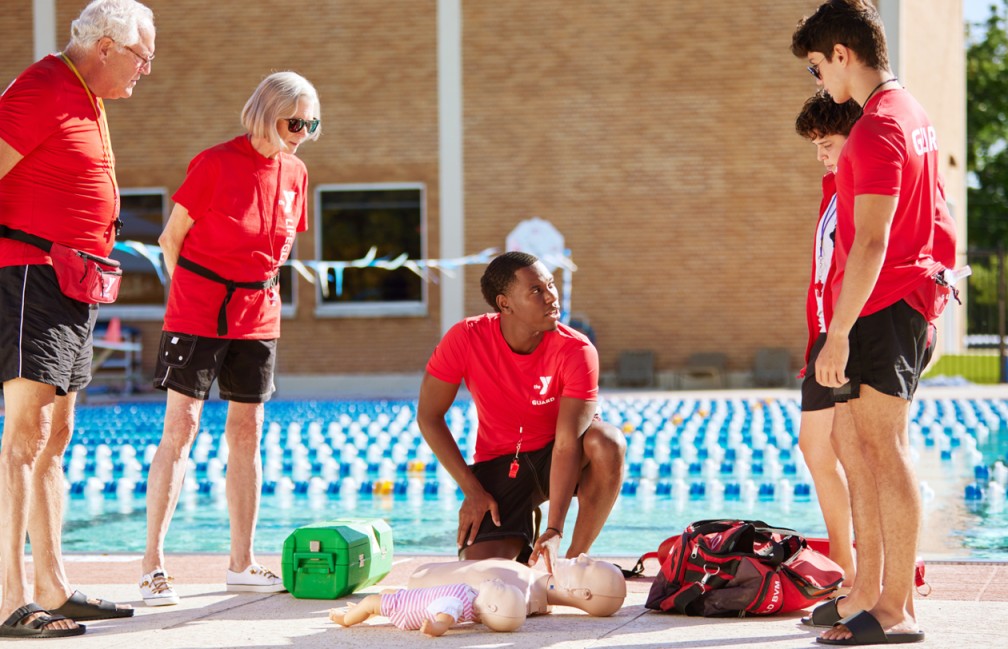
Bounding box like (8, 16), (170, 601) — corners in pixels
(850, 116), (904, 197)
(425, 321), (468, 385)
(0, 67), (62, 156)
(560, 338), (599, 400)
(171, 150), (221, 221)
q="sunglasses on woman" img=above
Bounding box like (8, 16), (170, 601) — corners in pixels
(286, 118), (320, 134)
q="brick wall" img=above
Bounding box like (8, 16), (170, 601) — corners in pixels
(461, 1), (824, 373)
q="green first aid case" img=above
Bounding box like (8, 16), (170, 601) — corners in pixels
(281, 518), (393, 599)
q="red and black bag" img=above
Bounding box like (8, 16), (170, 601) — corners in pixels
(639, 519), (843, 617)
(0, 225), (121, 304)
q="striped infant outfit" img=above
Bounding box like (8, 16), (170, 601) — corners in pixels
(380, 583), (477, 630)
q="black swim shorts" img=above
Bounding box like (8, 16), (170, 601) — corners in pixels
(153, 331), (277, 403)
(0, 264), (98, 395)
(832, 299), (929, 403)
(801, 333), (834, 412)
(466, 441), (554, 561)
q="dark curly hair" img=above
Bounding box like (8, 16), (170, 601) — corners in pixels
(791, 0), (889, 71)
(480, 251), (539, 311)
(795, 91), (862, 140)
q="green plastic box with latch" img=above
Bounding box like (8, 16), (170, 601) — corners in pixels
(281, 519), (393, 599)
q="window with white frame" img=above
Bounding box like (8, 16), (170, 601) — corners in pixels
(103, 188), (168, 319)
(314, 183), (427, 317)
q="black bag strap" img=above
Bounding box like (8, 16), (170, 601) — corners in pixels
(617, 550), (658, 578)
(668, 581), (707, 615)
(176, 255), (280, 336)
(0, 224), (54, 253)
(630, 519), (804, 582)
(0, 224), (119, 267)
(688, 520), (795, 567)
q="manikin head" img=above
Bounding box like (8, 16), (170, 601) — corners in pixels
(473, 579), (526, 632)
(551, 554), (627, 616)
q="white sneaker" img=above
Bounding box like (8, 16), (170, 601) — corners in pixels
(139, 570), (180, 606)
(225, 564), (286, 593)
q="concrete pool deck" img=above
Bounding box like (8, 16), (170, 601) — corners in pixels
(7, 553), (1008, 648)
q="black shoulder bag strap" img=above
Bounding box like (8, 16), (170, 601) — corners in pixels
(176, 255), (279, 337)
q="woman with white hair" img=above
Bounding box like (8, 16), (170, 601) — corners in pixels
(139, 72), (321, 606)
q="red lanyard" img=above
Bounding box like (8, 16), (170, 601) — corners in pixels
(501, 332), (541, 480)
(509, 428), (522, 478)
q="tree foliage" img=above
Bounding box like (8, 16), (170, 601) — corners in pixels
(967, 1), (1008, 249)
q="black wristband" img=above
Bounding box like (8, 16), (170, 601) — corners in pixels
(546, 526), (563, 538)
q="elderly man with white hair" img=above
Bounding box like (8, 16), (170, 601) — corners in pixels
(0, 0), (155, 638)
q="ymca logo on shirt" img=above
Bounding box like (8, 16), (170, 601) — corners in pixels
(278, 190), (297, 216)
(532, 376), (554, 405)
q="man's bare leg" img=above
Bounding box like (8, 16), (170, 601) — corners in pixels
(566, 420), (625, 557)
(27, 392), (75, 610)
(821, 386), (919, 641)
(830, 402), (884, 621)
(798, 407), (855, 583)
(0, 378), (79, 632)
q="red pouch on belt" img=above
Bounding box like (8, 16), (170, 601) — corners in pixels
(48, 242), (122, 304)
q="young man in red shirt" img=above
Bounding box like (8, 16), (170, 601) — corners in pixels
(418, 252), (625, 569)
(792, 0), (944, 644)
(0, 0), (154, 637)
(793, 91), (862, 590)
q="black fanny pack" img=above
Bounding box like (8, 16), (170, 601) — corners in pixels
(176, 255), (279, 336)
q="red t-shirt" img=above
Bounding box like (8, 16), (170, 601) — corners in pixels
(933, 180), (956, 269)
(426, 313), (600, 462)
(806, 175), (958, 368)
(803, 173), (837, 366)
(832, 88), (942, 318)
(164, 136), (308, 339)
(0, 55), (119, 266)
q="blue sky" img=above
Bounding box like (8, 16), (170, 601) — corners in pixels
(965, 0), (1000, 25)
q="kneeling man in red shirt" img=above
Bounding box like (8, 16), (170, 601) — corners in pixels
(418, 251), (625, 568)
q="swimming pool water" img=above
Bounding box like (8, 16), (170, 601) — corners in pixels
(4, 396), (1008, 559)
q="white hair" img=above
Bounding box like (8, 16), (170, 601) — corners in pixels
(67, 0), (154, 51)
(241, 71), (322, 151)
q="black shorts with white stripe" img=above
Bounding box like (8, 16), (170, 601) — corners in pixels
(0, 264), (98, 395)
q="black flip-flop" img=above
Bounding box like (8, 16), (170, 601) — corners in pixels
(52, 590), (134, 621)
(817, 610), (925, 646)
(802, 596), (845, 628)
(0, 603), (86, 638)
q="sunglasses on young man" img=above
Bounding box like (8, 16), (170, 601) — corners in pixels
(286, 118), (320, 134)
(807, 56), (826, 80)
